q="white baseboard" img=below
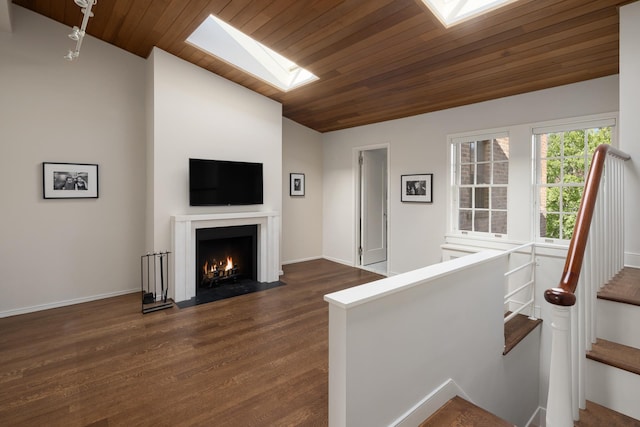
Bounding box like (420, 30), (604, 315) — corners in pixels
(0, 288), (139, 319)
(391, 379), (469, 427)
(624, 252), (640, 268)
(525, 407), (545, 427)
(281, 255), (323, 265)
(322, 255), (354, 267)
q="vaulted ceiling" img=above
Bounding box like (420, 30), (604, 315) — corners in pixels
(12, 0), (631, 133)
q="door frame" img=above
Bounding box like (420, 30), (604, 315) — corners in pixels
(353, 143), (390, 274)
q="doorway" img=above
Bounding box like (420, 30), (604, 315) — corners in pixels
(357, 147), (388, 275)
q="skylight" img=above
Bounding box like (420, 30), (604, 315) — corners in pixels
(421, 0), (519, 27)
(186, 15), (318, 92)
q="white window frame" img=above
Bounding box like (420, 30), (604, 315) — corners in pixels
(449, 130), (510, 239)
(532, 114), (618, 245)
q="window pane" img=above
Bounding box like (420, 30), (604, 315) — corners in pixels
(459, 210), (472, 231)
(493, 138), (509, 161)
(493, 161), (508, 184)
(460, 142), (474, 163)
(474, 211), (489, 232)
(563, 186), (583, 212)
(561, 213), (577, 240)
(564, 130), (585, 155)
(477, 140), (491, 162)
(542, 213), (560, 239)
(476, 163), (491, 184)
(475, 188), (489, 209)
(563, 156), (585, 183)
(543, 186), (560, 213)
(459, 188), (472, 209)
(588, 127), (611, 155)
(543, 159), (562, 184)
(460, 164), (474, 185)
(492, 187), (507, 209)
(492, 211), (507, 234)
(546, 133), (562, 157)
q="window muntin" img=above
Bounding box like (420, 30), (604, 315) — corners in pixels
(453, 136), (509, 236)
(536, 126), (612, 242)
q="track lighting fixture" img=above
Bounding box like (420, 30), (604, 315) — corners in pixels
(64, 0), (97, 61)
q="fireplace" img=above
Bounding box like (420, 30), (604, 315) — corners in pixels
(196, 225), (257, 290)
(171, 212), (280, 303)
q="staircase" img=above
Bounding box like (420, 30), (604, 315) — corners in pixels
(584, 267), (640, 421)
(420, 268), (640, 426)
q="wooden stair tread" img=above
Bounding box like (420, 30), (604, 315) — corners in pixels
(420, 396), (513, 427)
(598, 267), (640, 306)
(575, 400), (640, 426)
(503, 313), (542, 355)
(586, 338), (640, 375)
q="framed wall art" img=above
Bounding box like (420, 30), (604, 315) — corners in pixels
(290, 173), (305, 196)
(401, 173), (432, 203)
(43, 162), (99, 199)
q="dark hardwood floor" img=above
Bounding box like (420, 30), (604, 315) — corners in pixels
(0, 259), (382, 427)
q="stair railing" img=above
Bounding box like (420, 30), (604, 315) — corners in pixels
(503, 242), (537, 323)
(545, 144), (630, 427)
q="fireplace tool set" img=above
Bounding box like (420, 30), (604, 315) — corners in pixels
(140, 251), (173, 314)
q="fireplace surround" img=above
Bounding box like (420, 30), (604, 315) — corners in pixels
(171, 212), (280, 302)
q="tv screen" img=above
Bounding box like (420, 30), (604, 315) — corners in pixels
(189, 158), (263, 206)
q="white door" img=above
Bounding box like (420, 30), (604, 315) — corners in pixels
(360, 149), (387, 266)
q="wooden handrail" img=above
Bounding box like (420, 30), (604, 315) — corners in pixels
(544, 144), (630, 307)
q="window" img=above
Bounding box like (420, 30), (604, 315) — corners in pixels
(186, 15), (318, 92)
(421, 0), (520, 28)
(451, 134), (509, 236)
(535, 120), (614, 242)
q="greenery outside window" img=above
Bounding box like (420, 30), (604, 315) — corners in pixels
(535, 120), (614, 242)
(451, 133), (509, 236)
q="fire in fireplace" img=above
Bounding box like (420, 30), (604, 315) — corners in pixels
(201, 256), (239, 287)
(195, 225), (257, 293)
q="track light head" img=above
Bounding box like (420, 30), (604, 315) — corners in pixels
(65, 0), (96, 61)
(68, 26), (85, 41)
(64, 50), (79, 61)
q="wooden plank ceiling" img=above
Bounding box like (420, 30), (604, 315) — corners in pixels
(13, 0), (630, 133)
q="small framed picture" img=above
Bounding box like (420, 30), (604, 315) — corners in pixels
(43, 162), (99, 199)
(290, 173), (305, 196)
(401, 174), (432, 203)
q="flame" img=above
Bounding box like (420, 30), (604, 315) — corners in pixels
(202, 257), (235, 275)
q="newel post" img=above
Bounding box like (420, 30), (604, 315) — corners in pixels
(546, 303), (574, 427)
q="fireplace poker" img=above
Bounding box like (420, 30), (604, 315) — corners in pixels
(160, 252), (166, 303)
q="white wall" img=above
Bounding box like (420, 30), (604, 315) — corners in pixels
(322, 76), (619, 274)
(620, 1), (640, 268)
(282, 118), (323, 264)
(0, 6), (146, 316)
(326, 252), (540, 426)
(149, 48), (283, 253)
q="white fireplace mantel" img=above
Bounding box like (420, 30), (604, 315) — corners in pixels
(171, 211), (280, 302)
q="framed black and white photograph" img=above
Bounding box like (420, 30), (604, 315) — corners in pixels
(401, 173), (432, 203)
(43, 162), (99, 199)
(290, 173), (305, 196)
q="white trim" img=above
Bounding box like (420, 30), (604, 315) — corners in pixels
(322, 255), (353, 267)
(624, 251), (640, 268)
(0, 288), (138, 319)
(324, 250), (501, 309)
(392, 379), (470, 427)
(171, 211), (280, 302)
(448, 129), (511, 239)
(525, 407), (546, 427)
(281, 256), (323, 265)
(353, 143), (391, 271)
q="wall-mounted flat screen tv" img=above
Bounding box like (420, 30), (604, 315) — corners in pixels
(189, 158), (263, 206)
